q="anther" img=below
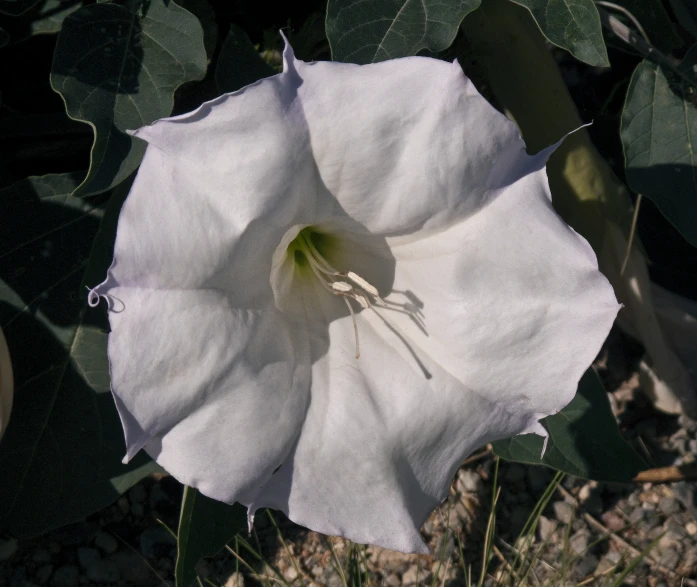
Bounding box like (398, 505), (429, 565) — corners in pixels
(346, 272), (379, 297)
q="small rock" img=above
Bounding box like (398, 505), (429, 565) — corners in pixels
(569, 531), (588, 555)
(627, 493), (640, 508)
(629, 508), (645, 524)
(456, 470), (481, 493)
(687, 522), (697, 536)
(224, 572), (245, 587)
(658, 496), (680, 515)
(575, 555), (598, 577)
(108, 551), (153, 585)
(578, 483), (593, 502)
(552, 501), (574, 525)
(600, 511), (624, 532)
(595, 552), (621, 574)
(384, 573), (401, 587)
(0, 537), (18, 561)
(128, 484), (147, 504)
(689, 439), (697, 453)
(538, 516), (556, 541)
(310, 565), (323, 578)
(283, 566), (298, 581)
(51, 565), (79, 587)
(35, 565), (52, 585)
(94, 531), (118, 555)
(657, 548), (681, 570)
(402, 565), (421, 585)
(77, 547), (101, 570)
(140, 527), (176, 559)
(116, 497), (129, 515)
(86, 560), (120, 584)
(32, 549), (51, 564)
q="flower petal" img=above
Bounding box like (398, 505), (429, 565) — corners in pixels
(378, 168), (620, 416)
(289, 53), (545, 236)
(105, 286), (311, 503)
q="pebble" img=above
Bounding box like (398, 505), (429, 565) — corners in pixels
(687, 521), (697, 536)
(31, 549), (51, 564)
(128, 484), (147, 504)
(224, 572), (245, 587)
(595, 551), (621, 575)
(538, 516), (556, 541)
(139, 526), (176, 559)
(569, 531), (588, 555)
(600, 511), (624, 532)
(657, 548), (681, 570)
(575, 554), (598, 577)
(51, 565), (79, 587)
(552, 501), (574, 524)
(76, 547), (100, 570)
(116, 497), (129, 515)
(629, 508), (645, 524)
(94, 531), (118, 554)
(384, 573), (401, 587)
(658, 496), (680, 515)
(283, 566), (298, 581)
(35, 564), (52, 585)
(0, 537), (18, 561)
(401, 565), (420, 585)
(456, 469), (481, 493)
(86, 560), (120, 583)
(108, 551), (153, 585)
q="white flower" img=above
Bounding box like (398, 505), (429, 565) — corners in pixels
(89, 41), (619, 553)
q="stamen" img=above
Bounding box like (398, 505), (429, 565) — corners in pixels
(331, 281), (353, 293)
(346, 272), (379, 297)
(342, 297), (360, 359)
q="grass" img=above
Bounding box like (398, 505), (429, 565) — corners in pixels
(172, 458), (662, 587)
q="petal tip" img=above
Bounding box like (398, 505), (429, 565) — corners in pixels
(279, 30), (297, 72)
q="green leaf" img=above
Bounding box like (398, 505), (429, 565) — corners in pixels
(492, 369), (646, 482)
(621, 46), (697, 249)
(0, 173), (160, 537)
(50, 0), (207, 197)
(0, 0), (42, 16)
(175, 486), (247, 587)
(508, 0), (609, 67)
(215, 24), (275, 94)
(326, 0), (481, 64)
(0, 1), (82, 45)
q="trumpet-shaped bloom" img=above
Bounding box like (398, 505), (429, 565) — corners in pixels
(89, 41), (619, 553)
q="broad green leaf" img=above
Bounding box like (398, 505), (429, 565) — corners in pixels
(492, 369), (646, 482)
(0, 173), (159, 537)
(0, 0), (41, 16)
(509, 0), (609, 67)
(621, 46), (697, 249)
(179, 0), (217, 59)
(326, 0), (481, 64)
(0, 1), (81, 45)
(215, 24), (275, 94)
(50, 0), (207, 197)
(175, 486), (247, 587)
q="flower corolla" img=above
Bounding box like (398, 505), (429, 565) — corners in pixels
(88, 41), (620, 553)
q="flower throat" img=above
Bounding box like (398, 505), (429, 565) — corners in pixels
(290, 228), (384, 359)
